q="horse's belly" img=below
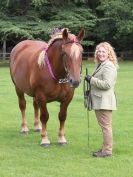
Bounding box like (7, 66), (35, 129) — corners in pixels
(12, 63), (34, 96)
(14, 75), (33, 96)
(14, 77), (33, 96)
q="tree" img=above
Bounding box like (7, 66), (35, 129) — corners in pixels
(95, 0), (133, 50)
(6, 0), (30, 15)
(86, 0), (100, 9)
(0, 0), (132, 52)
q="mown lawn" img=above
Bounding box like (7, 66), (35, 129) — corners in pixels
(0, 61), (133, 177)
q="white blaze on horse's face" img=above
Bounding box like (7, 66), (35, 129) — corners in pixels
(62, 29), (85, 88)
(62, 42), (83, 87)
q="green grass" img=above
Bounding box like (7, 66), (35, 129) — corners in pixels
(0, 61), (133, 177)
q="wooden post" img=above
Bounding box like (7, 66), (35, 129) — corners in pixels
(3, 40), (6, 60)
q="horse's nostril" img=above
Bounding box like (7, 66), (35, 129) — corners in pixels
(73, 81), (79, 88)
(69, 80), (80, 88)
(70, 79), (73, 83)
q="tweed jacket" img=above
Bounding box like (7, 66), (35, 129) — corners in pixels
(90, 59), (117, 110)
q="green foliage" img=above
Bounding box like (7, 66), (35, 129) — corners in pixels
(96, 0), (133, 50)
(87, 0), (100, 9)
(0, 4), (97, 46)
(50, 7), (96, 29)
(0, 0), (8, 11)
(0, 20), (33, 42)
(32, 0), (48, 8)
(0, 0), (132, 51)
(49, 7), (97, 45)
(1, 0), (31, 15)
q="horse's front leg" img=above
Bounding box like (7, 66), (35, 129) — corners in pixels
(58, 101), (70, 145)
(35, 92), (50, 146)
(33, 98), (42, 132)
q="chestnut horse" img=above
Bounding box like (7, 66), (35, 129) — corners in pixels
(10, 28), (85, 146)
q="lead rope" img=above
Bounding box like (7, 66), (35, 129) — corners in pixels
(83, 68), (91, 148)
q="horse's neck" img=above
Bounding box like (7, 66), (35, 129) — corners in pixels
(48, 41), (66, 79)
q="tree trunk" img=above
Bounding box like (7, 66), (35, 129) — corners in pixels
(2, 40), (6, 60)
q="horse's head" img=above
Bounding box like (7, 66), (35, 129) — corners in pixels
(62, 28), (85, 88)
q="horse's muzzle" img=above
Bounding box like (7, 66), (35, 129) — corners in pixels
(69, 79), (80, 88)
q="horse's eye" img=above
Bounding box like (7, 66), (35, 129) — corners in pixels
(64, 53), (68, 59)
(62, 52), (67, 58)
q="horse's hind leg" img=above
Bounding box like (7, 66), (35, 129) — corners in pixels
(15, 87), (29, 133)
(33, 98), (41, 132)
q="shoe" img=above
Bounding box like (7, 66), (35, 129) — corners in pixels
(92, 151), (112, 158)
(93, 149), (102, 154)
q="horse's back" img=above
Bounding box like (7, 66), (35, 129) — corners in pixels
(10, 40), (47, 63)
(10, 40), (47, 95)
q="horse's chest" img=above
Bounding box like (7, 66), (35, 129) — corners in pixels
(46, 84), (74, 102)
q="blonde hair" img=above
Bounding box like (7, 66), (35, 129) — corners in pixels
(94, 42), (119, 68)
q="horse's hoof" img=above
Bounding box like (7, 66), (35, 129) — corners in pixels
(40, 138), (50, 147)
(21, 127), (29, 134)
(41, 143), (50, 148)
(58, 136), (67, 145)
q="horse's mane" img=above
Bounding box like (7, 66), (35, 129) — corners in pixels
(48, 28), (70, 47)
(38, 28), (70, 68)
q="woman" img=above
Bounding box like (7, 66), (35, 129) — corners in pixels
(85, 42), (119, 157)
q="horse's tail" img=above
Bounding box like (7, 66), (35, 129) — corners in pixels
(38, 50), (46, 68)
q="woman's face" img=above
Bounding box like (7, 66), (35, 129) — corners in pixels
(96, 46), (108, 62)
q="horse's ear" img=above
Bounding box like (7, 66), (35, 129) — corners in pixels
(62, 29), (68, 41)
(77, 28), (85, 41)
